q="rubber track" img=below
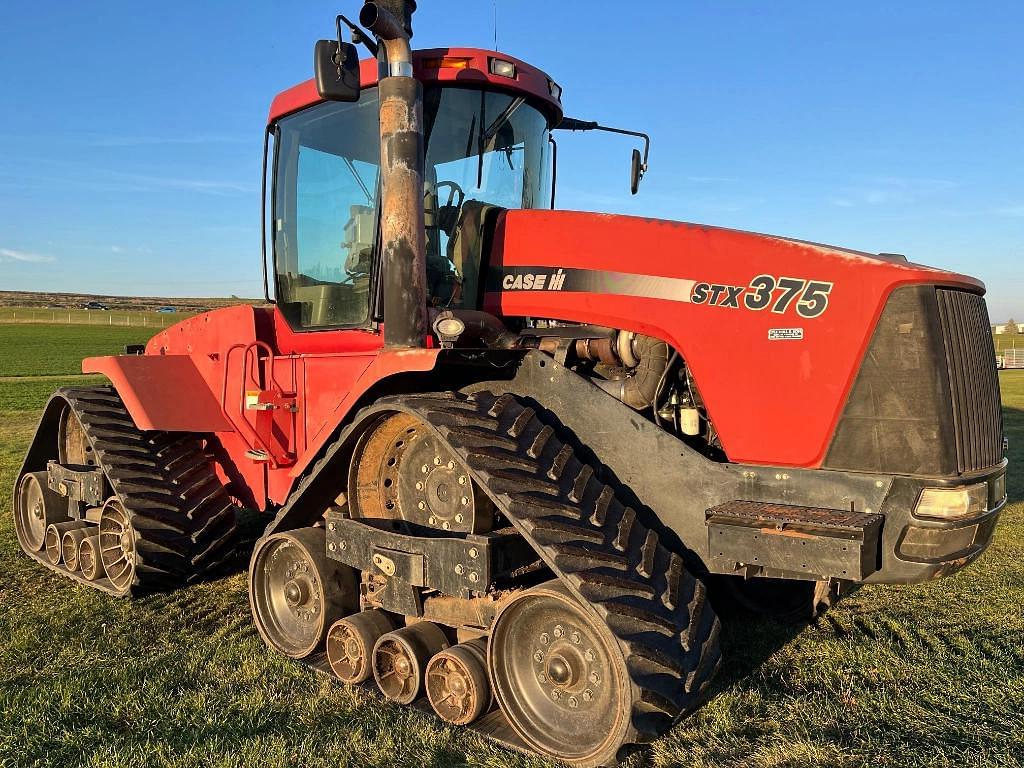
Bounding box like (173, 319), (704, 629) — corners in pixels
(40, 386), (238, 596)
(382, 390), (722, 746)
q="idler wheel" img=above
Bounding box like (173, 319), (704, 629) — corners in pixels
(488, 581), (636, 767)
(426, 638), (491, 725)
(78, 535), (105, 581)
(249, 527), (357, 658)
(61, 527), (92, 572)
(44, 520), (89, 565)
(14, 471), (68, 553)
(98, 498), (136, 590)
(327, 610), (396, 684)
(372, 622), (449, 705)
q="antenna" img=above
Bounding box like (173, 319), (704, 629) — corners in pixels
(493, 0), (498, 50)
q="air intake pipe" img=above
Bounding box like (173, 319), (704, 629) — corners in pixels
(593, 333), (671, 410)
(359, 1), (428, 349)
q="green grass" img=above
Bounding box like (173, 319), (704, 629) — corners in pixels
(994, 334), (1024, 355)
(0, 329), (1021, 767)
(0, 323), (153, 378)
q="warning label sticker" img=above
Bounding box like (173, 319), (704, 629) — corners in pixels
(768, 328), (804, 341)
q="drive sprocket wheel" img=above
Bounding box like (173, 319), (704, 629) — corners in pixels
(489, 581), (638, 767)
(249, 527), (357, 659)
(348, 412), (491, 532)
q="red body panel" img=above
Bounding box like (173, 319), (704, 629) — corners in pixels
(82, 354), (231, 432)
(86, 304), (439, 509)
(268, 48), (562, 124)
(485, 210), (983, 468)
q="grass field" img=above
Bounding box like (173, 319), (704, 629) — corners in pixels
(0, 323), (1022, 768)
(994, 334), (1024, 355)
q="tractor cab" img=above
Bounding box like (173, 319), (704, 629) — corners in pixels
(268, 50), (562, 331)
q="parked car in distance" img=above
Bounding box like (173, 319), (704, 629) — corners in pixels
(156, 306), (177, 313)
(82, 301), (108, 310)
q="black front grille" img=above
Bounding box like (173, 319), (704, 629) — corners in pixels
(936, 289), (1003, 472)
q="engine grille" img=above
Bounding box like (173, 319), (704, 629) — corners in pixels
(936, 289), (1003, 473)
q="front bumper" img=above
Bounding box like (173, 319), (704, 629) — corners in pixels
(865, 460), (1008, 584)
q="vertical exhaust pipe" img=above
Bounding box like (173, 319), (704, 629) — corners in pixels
(359, 1), (428, 349)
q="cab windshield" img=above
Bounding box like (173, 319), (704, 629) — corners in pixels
(273, 85), (552, 330)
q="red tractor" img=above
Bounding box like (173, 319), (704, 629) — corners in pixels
(13, 2), (1007, 765)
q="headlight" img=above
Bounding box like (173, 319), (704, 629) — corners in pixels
(914, 483), (988, 520)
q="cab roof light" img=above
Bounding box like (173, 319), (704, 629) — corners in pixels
(423, 56), (471, 70)
(489, 58), (517, 78)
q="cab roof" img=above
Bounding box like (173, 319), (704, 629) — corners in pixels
(268, 47), (563, 126)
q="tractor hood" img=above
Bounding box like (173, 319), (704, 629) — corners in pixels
(483, 208), (985, 468)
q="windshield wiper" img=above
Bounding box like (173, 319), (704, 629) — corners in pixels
(483, 97), (525, 143)
(344, 157), (373, 204)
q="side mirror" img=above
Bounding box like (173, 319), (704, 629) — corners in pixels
(630, 148), (643, 195)
(314, 40), (361, 102)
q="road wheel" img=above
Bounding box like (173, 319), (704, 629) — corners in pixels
(488, 582), (638, 767)
(250, 527), (356, 658)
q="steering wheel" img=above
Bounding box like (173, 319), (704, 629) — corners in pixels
(435, 180), (465, 211)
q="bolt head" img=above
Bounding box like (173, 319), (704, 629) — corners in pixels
(340, 541), (347, 550)
(458, 476), (467, 486)
(534, 650), (544, 663)
(538, 672), (547, 683)
(455, 564), (465, 575)
(428, 516), (436, 525)
(583, 689), (593, 702)
(447, 460), (455, 470)
(455, 513), (464, 524)
(570, 631), (581, 645)
(442, 521), (450, 530)
(553, 625), (564, 638)
(584, 648), (595, 662)
(415, 481), (424, 491)
(468, 547), (479, 559)
(550, 689), (560, 700)
(328, 542), (337, 551)
(468, 572), (479, 583)
(589, 671), (601, 685)
(539, 632), (549, 645)
(327, 522), (336, 531)
(460, 496), (469, 506)
(422, 465), (429, 474)
(418, 501), (427, 510)
(568, 696), (578, 709)
(434, 457), (442, 465)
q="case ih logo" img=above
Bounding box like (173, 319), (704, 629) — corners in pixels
(497, 267), (833, 318)
(502, 268), (568, 291)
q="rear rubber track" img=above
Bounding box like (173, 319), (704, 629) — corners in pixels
(24, 385), (238, 596)
(383, 390), (722, 747)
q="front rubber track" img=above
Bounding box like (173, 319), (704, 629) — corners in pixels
(381, 391), (722, 749)
(15, 386), (238, 597)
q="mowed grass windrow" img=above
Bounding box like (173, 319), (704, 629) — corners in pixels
(0, 321), (1021, 767)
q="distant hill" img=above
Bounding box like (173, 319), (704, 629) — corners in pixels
(0, 290), (262, 313)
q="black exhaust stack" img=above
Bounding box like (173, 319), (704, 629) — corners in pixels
(360, 0), (428, 349)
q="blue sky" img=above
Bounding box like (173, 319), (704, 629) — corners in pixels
(1, 1), (1021, 320)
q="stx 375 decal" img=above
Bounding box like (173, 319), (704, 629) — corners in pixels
(495, 267), (834, 318)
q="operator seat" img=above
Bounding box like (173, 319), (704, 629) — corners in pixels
(447, 200), (504, 310)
